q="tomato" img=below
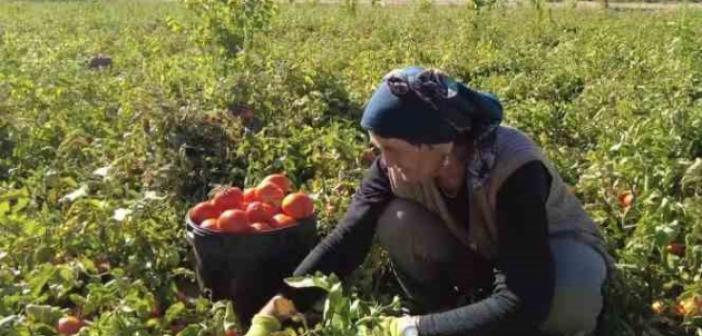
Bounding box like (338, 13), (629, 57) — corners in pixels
(57, 316), (82, 335)
(666, 243), (685, 257)
(250, 222), (272, 232)
(618, 191), (634, 209)
(271, 213), (297, 228)
(189, 201), (221, 224)
(218, 209), (250, 233)
(281, 192), (314, 219)
(200, 218), (219, 231)
(150, 301), (161, 318)
(255, 183), (285, 207)
(243, 188), (258, 203)
(212, 187), (244, 211)
(245, 201), (276, 223)
(261, 174), (293, 193)
(676, 297), (701, 317)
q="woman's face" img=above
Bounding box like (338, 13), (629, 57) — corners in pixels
(369, 132), (452, 183)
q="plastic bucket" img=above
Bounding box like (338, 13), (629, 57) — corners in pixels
(185, 214), (318, 324)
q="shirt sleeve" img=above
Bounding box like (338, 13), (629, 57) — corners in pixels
(280, 156), (394, 310)
(416, 160), (555, 336)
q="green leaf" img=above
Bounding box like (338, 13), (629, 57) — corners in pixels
(0, 315), (19, 330)
(32, 323), (56, 335)
(283, 276), (321, 289)
(78, 257), (98, 275)
(654, 225), (676, 246)
(177, 324), (201, 336)
(13, 196), (29, 212)
(223, 301), (239, 332)
(33, 245), (54, 264)
(28, 264), (56, 297)
(25, 304), (64, 325)
(59, 184), (88, 204)
(171, 267), (197, 279)
(70, 295), (88, 309)
(0, 201), (9, 216)
(283, 273), (333, 292)
(328, 283), (345, 314)
(681, 158), (702, 189)
(349, 299), (362, 319)
(165, 302), (186, 323)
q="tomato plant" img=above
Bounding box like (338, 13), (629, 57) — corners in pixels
(0, 1), (700, 335)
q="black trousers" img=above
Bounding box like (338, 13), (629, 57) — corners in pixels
(375, 198), (564, 336)
(376, 198), (494, 314)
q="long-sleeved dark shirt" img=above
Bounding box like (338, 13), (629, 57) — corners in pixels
(282, 156), (555, 335)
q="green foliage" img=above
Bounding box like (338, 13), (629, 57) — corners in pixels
(0, 1), (701, 335)
(183, 0), (277, 55)
(284, 272), (402, 336)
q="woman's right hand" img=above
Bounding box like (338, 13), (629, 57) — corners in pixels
(244, 295), (299, 336)
(244, 314), (281, 336)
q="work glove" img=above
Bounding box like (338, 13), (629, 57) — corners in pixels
(244, 296), (298, 336)
(371, 315), (420, 336)
(243, 314), (281, 336)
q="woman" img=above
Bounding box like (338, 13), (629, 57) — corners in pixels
(245, 66), (614, 336)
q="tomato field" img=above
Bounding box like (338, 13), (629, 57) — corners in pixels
(1, 0), (701, 335)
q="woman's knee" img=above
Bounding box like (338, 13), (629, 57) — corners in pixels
(377, 198), (426, 238)
(376, 198), (459, 261)
(540, 238), (607, 335)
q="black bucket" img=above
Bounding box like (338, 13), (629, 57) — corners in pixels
(185, 214), (319, 325)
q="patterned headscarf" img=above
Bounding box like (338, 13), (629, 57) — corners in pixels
(360, 66), (503, 189)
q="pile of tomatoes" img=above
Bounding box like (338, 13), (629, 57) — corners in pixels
(188, 174), (315, 233)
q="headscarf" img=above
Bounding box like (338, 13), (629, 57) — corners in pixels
(360, 66), (503, 189)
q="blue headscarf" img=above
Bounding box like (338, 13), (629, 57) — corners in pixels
(360, 66), (504, 188)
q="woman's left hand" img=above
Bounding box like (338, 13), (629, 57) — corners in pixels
(372, 315), (419, 336)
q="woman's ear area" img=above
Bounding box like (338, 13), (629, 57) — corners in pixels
(368, 131), (382, 150)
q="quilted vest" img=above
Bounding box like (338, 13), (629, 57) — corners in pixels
(386, 126), (615, 274)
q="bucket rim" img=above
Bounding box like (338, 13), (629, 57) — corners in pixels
(185, 212), (316, 237)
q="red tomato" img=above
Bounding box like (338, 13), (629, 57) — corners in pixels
(218, 209), (250, 233)
(667, 243), (686, 257)
(189, 201), (221, 224)
(281, 192), (315, 219)
(250, 222), (272, 233)
(255, 183), (285, 207)
(618, 191), (634, 209)
(246, 201), (276, 223)
(243, 188), (258, 203)
(271, 214), (297, 228)
(200, 218), (219, 231)
(261, 174), (293, 193)
(57, 316), (82, 335)
(212, 187), (244, 211)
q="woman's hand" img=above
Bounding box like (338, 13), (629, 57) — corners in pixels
(371, 315), (420, 336)
(244, 296), (299, 336)
(244, 314), (281, 336)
